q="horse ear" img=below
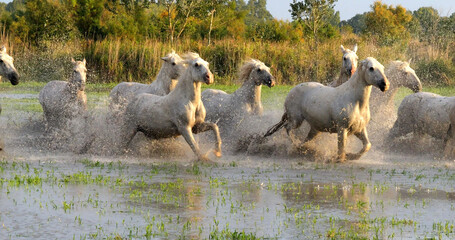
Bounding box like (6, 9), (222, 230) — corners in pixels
(71, 58), (76, 64)
(407, 58), (412, 64)
(82, 58), (86, 65)
(0, 46), (6, 53)
(340, 45), (346, 53)
(353, 44), (358, 53)
(161, 56), (170, 62)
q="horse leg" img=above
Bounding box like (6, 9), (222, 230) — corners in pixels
(337, 128), (347, 163)
(386, 120), (411, 145)
(347, 128), (371, 160)
(303, 127), (321, 143)
(192, 122), (222, 158)
(0, 103), (2, 150)
(285, 117), (304, 146)
(180, 126), (208, 161)
(121, 126), (137, 153)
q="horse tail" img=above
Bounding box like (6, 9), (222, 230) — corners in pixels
(264, 113), (288, 137)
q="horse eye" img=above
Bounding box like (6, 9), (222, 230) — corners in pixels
(369, 67), (374, 72)
(257, 69), (262, 72)
(172, 62), (176, 66)
(343, 57), (347, 61)
(195, 63), (199, 67)
(0, 60), (3, 63)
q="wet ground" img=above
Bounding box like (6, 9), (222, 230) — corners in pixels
(1, 86), (455, 239)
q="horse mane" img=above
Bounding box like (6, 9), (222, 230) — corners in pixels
(386, 60), (408, 71)
(182, 52), (201, 64)
(238, 59), (266, 82)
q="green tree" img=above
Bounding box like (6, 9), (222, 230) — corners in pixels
(74, 0), (105, 38)
(341, 13), (366, 34)
(24, 0), (76, 43)
(364, 1), (412, 46)
(413, 7), (439, 42)
(158, 0), (202, 45)
(244, 0), (273, 25)
(289, 0), (338, 81)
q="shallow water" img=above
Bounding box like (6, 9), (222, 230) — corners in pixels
(0, 90), (455, 239)
(0, 151), (454, 239)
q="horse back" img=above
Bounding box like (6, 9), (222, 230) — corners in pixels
(109, 82), (150, 105)
(39, 81), (69, 106)
(201, 89), (230, 121)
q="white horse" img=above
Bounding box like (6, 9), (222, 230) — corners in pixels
(387, 92), (455, 145)
(369, 60), (422, 116)
(121, 53), (222, 161)
(443, 108), (455, 158)
(264, 57), (389, 162)
(328, 44), (358, 87)
(109, 51), (185, 112)
(0, 45), (20, 150)
(202, 59), (275, 131)
(39, 58), (87, 130)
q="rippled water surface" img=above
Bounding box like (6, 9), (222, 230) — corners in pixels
(0, 88), (454, 239)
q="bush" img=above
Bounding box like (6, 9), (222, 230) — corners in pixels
(416, 59), (455, 86)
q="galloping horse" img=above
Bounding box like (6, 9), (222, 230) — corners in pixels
(121, 53), (222, 161)
(39, 59), (87, 130)
(109, 51), (185, 114)
(0, 45), (20, 150)
(265, 57), (389, 162)
(328, 44), (358, 87)
(202, 59), (275, 133)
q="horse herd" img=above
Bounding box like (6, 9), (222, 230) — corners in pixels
(1, 45), (455, 162)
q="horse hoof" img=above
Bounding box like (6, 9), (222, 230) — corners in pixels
(213, 150), (222, 158)
(198, 154), (211, 162)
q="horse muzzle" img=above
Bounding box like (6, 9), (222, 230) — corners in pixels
(378, 78), (389, 92)
(265, 77), (275, 88)
(204, 73), (214, 85)
(411, 82), (422, 93)
(8, 72), (19, 85)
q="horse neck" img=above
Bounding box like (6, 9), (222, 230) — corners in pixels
(172, 72), (201, 105)
(151, 65), (177, 93)
(336, 68), (350, 86)
(233, 78), (262, 108)
(67, 77), (84, 95)
(341, 71), (371, 110)
(381, 68), (402, 105)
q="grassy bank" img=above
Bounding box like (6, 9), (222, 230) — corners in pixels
(5, 37), (454, 87)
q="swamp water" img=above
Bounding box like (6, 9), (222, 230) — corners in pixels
(0, 91), (455, 239)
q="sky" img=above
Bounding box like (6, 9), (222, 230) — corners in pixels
(266, 0), (455, 21)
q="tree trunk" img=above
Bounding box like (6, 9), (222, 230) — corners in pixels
(176, 0), (195, 40)
(208, 9), (216, 46)
(167, 4), (174, 46)
(313, 19), (319, 82)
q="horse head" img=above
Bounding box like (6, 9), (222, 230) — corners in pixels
(0, 46), (19, 85)
(161, 50), (185, 79)
(183, 52), (213, 85)
(240, 59), (275, 88)
(400, 60), (422, 93)
(360, 57), (389, 92)
(70, 58), (87, 91)
(340, 44), (358, 77)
